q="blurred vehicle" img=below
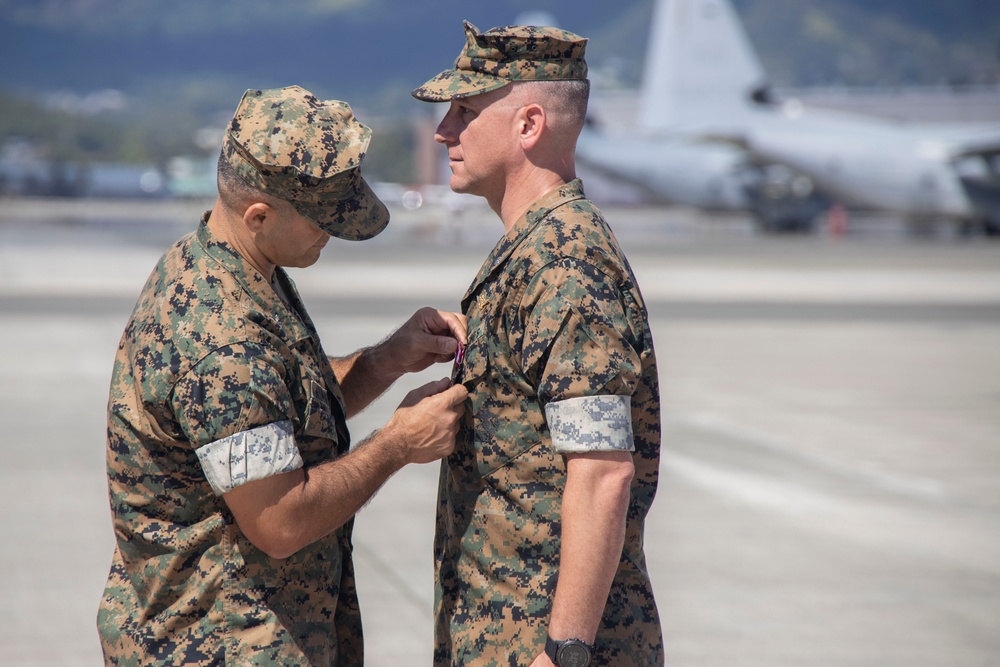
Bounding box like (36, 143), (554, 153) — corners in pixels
(0, 156), (168, 199)
(166, 155), (217, 199)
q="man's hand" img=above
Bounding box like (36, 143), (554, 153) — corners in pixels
(385, 377), (468, 465)
(381, 307), (468, 378)
(331, 308), (467, 417)
(224, 378), (468, 559)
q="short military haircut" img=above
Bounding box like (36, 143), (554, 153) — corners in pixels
(510, 79), (591, 134)
(216, 149), (281, 214)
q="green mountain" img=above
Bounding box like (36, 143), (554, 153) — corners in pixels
(1, 0), (997, 176)
(735, 0), (1000, 87)
(2, 0), (997, 100)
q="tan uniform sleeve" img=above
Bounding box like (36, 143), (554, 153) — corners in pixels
(171, 342), (303, 494)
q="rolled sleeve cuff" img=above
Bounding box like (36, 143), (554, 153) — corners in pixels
(544, 395), (635, 454)
(195, 420), (303, 496)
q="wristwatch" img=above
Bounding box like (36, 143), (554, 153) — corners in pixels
(545, 635), (594, 666)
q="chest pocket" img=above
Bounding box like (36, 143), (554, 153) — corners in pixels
(297, 368), (347, 464)
(302, 379), (337, 440)
(453, 332), (487, 389)
(453, 332), (543, 478)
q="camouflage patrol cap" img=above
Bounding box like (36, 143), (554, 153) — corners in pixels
(223, 86), (389, 241)
(412, 21), (588, 102)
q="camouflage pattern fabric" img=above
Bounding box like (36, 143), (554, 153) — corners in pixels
(436, 180), (664, 666)
(224, 86), (389, 241)
(412, 21), (588, 102)
(544, 394), (635, 454)
(98, 215), (362, 666)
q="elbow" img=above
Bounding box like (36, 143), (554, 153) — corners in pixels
(576, 454), (635, 507)
(565, 451), (636, 502)
(607, 458), (635, 505)
(600, 452), (635, 487)
(241, 523), (304, 561)
(223, 469), (315, 560)
(593, 456), (635, 515)
(616, 456), (636, 484)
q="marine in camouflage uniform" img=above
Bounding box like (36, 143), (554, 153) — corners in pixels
(98, 86), (467, 666)
(414, 23), (664, 666)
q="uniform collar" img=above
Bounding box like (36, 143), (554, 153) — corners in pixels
(463, 179), (586, 303)
(196, 213), (313, 344)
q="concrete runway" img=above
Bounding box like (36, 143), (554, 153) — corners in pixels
(1, 198), (998, 666)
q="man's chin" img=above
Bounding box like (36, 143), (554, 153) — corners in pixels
(449, 177), (474, 195)
(287, 255), (322, 270)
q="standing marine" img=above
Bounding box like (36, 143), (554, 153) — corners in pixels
(413, 21), (664, 667)
(98, 85), (468, 665)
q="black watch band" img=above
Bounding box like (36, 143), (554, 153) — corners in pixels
(544, 635), (594, 666)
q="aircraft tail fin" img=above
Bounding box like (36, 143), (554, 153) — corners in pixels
(638, 0), (767, 131)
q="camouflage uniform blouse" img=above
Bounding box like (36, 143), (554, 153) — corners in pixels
(435, 180), (664, 666)
(98, 217), (362, 666)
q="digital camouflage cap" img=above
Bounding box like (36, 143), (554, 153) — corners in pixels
(223, 85), (389, 241)
(412, 21), (588, 102)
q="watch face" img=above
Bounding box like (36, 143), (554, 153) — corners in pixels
(557, 642), (592, 667)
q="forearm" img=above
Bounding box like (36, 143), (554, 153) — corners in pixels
(226, 425), (408, 559)
(280, 427), (409, 551)
(329, 342), (401, 418)
(330, 308), (466, 417)
(548, 455), (634, 643)
(225, 378), (465, 559)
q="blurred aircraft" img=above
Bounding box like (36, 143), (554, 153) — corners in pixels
(577, 0), (829, 231)
(576, 121), (830, 231)
(578, 0), (1000, 234)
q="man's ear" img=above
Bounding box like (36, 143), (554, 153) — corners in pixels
(518, 103), (546, 151)
(242, 202), (272, 234)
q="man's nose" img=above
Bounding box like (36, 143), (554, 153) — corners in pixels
(434, 109), (457, 144)
(434, 120), (450, 145)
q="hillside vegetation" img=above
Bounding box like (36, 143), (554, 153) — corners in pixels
(1, 0), (997, 175)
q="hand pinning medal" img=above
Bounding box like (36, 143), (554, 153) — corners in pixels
(451, 341), (466, 383)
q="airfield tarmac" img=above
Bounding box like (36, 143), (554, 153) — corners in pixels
(1, 197), (998, 666)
